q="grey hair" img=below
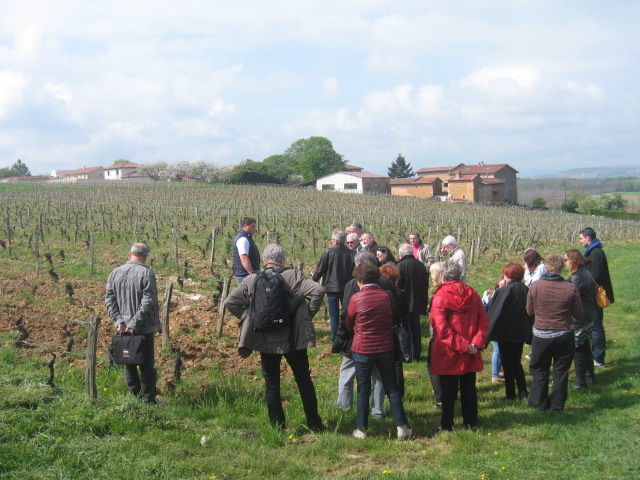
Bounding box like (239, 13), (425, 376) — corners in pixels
(262, 244), (286, 264)
(441, 260), (462, 282)
(354, 250), (376, 266)
(346, 233), (359, 243)
(398, 243), (412, 258)
(131, 243), (150, 257)
(442, 235), (457, 246)
(332, 230), (347, 244)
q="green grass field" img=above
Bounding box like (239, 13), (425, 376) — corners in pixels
(1, 240), (639, 480)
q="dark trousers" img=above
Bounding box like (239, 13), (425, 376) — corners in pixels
(439, 372), (478, 430)
(408, 311), (422, 360)
(124, 333), (156, 402)
(574, 340), (596, 387)
(591, 308), (606, 364)
(327, 292), (342, 341)
(498, 341), (528, 399)
(260, 349), (323, 430)
(528, 332), (575, 411)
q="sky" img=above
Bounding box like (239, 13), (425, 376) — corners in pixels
(1, 1), (639, 178)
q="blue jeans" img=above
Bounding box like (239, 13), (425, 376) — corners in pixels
(336, 356), (386, 416)
(591, 308), (606, 364)
(491, 341), (502, 378)
(352, 351), (408, 432)
(327, 292), (342, 341)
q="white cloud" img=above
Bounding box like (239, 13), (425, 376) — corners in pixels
(322, 78), (340, 98)
(0, 70), (28, 118)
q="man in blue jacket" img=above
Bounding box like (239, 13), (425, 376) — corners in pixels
(580, 227), (614, 367)
(233, 217), (260, 285)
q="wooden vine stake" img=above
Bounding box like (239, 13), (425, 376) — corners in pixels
(85, 313), (100, 400)
(216, 278), (231, 337)
(209, 229), (216, 266)
(88, 232), (95, 273)
(162, 281), (173, 350)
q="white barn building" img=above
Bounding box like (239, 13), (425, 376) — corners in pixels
(316, 171), (390, 195)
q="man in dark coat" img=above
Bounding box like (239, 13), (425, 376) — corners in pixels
(580, 227), (614, 367)
(396, 243), (429, 360)
(312, 230), (355, 340)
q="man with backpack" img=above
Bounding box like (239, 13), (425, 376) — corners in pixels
(225, 244), (326, 432)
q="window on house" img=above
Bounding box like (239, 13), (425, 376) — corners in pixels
(344, 183), (357, 189)
(322, 184), (335, 191)
(462, 194), (466, 199)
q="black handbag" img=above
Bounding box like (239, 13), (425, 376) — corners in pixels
(393, 322), (412, 363)
(331, 319), (353, 355)
(111, 333), (145, 366)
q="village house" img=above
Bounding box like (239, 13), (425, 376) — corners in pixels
(390, 176), (443, 199)
(64, 166), (104, 180)
(316, 171), (390, 195)
(103, 161), (138, 180)
(414, 162), (519, 203)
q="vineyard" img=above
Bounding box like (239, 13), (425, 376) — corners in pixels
(1, 182), (639, 375)
(2, 182), (640, 479)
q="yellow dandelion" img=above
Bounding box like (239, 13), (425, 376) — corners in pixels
(487, 432), (492, 436)
(70, 363), (75, 367)
(289, 434), (294, 439)
(57, 437), (63, 441)
(99, 351), (104, 355)
(501, 466), (506, 470)
(612, 339), (616, 343)
(209, 476), (217, 479)
(67, 370), (72, 373)
(382, 470), (391, 474)
(103, 387), (108, 391)
(494, 451), (499, 455)
(422, 450), (427, 454)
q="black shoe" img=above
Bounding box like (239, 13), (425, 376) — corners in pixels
(309, 423), (326, 433)
(435, 402), (442, 410)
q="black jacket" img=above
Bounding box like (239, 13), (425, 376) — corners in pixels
(486, 280), (532, 344)
(585, 246), (614, 304)
(396, 255), (429, 315)
(312, 244), (354, 293)
(568, 267), (596, 323)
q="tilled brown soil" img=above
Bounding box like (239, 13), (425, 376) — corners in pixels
(0, 272), (274, 393)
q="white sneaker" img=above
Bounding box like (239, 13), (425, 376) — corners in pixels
(397, 425), (412, 440)
(352, 429), (367, 439)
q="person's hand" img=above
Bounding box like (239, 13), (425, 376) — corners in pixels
(125, 328), (134, 334)
(466, 344), (478, 355)
(116, 323), (127, 333)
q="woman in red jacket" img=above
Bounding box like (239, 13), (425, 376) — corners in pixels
(430, 261), (489, 431)
(346, 262), (411, 440)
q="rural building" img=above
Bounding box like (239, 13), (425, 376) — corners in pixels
(390, 176), (443, 198)
(65, 166), (104, 180)
(416, 162), (518, 203)
(50, 169), (76, 179)
(316, 171), (390, 195)
(104, 161), (138, 180)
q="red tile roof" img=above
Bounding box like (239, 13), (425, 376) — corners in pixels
(104, 161), (138, 170)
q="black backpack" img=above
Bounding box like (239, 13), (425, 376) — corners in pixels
(249, 267), (291, 331)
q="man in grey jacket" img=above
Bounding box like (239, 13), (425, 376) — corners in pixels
(225, 244), (326, 431)
(105, 243), (161, 403)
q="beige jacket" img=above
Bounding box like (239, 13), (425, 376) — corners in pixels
(224, 266), (326, 354)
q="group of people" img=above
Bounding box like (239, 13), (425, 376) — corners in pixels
(104, 218), (614, 438)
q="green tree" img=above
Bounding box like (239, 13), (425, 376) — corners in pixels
(387, 154), (414, 178)
(262, 154), (297, 182)
(285, 136), (345, 182)
(532, 197), (546, 208)
(225, 160), (283, 184)
(598, 192), (628, 211)
(0, 167), (19, 179)
(11, 159), (30, 176)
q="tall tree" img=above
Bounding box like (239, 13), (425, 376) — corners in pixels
(285, 136), (345, 182)
(387, 154), (414, 178)
(11, 159), (30, 176)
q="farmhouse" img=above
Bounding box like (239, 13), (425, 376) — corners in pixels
(414, 162), (519, 203)
(104, 161), (138, 180)
(316, 171), (390, 195)
(390, 176), (443, 198)
(64, 166), (104, 180)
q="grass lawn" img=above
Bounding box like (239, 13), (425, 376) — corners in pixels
(1, 242), (639, 480)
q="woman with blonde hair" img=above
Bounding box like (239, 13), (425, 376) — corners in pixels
(565, 249), (597, 389)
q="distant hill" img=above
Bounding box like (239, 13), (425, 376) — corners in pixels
(535, 166), (640, 179)
(517, 176), (640, 206)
